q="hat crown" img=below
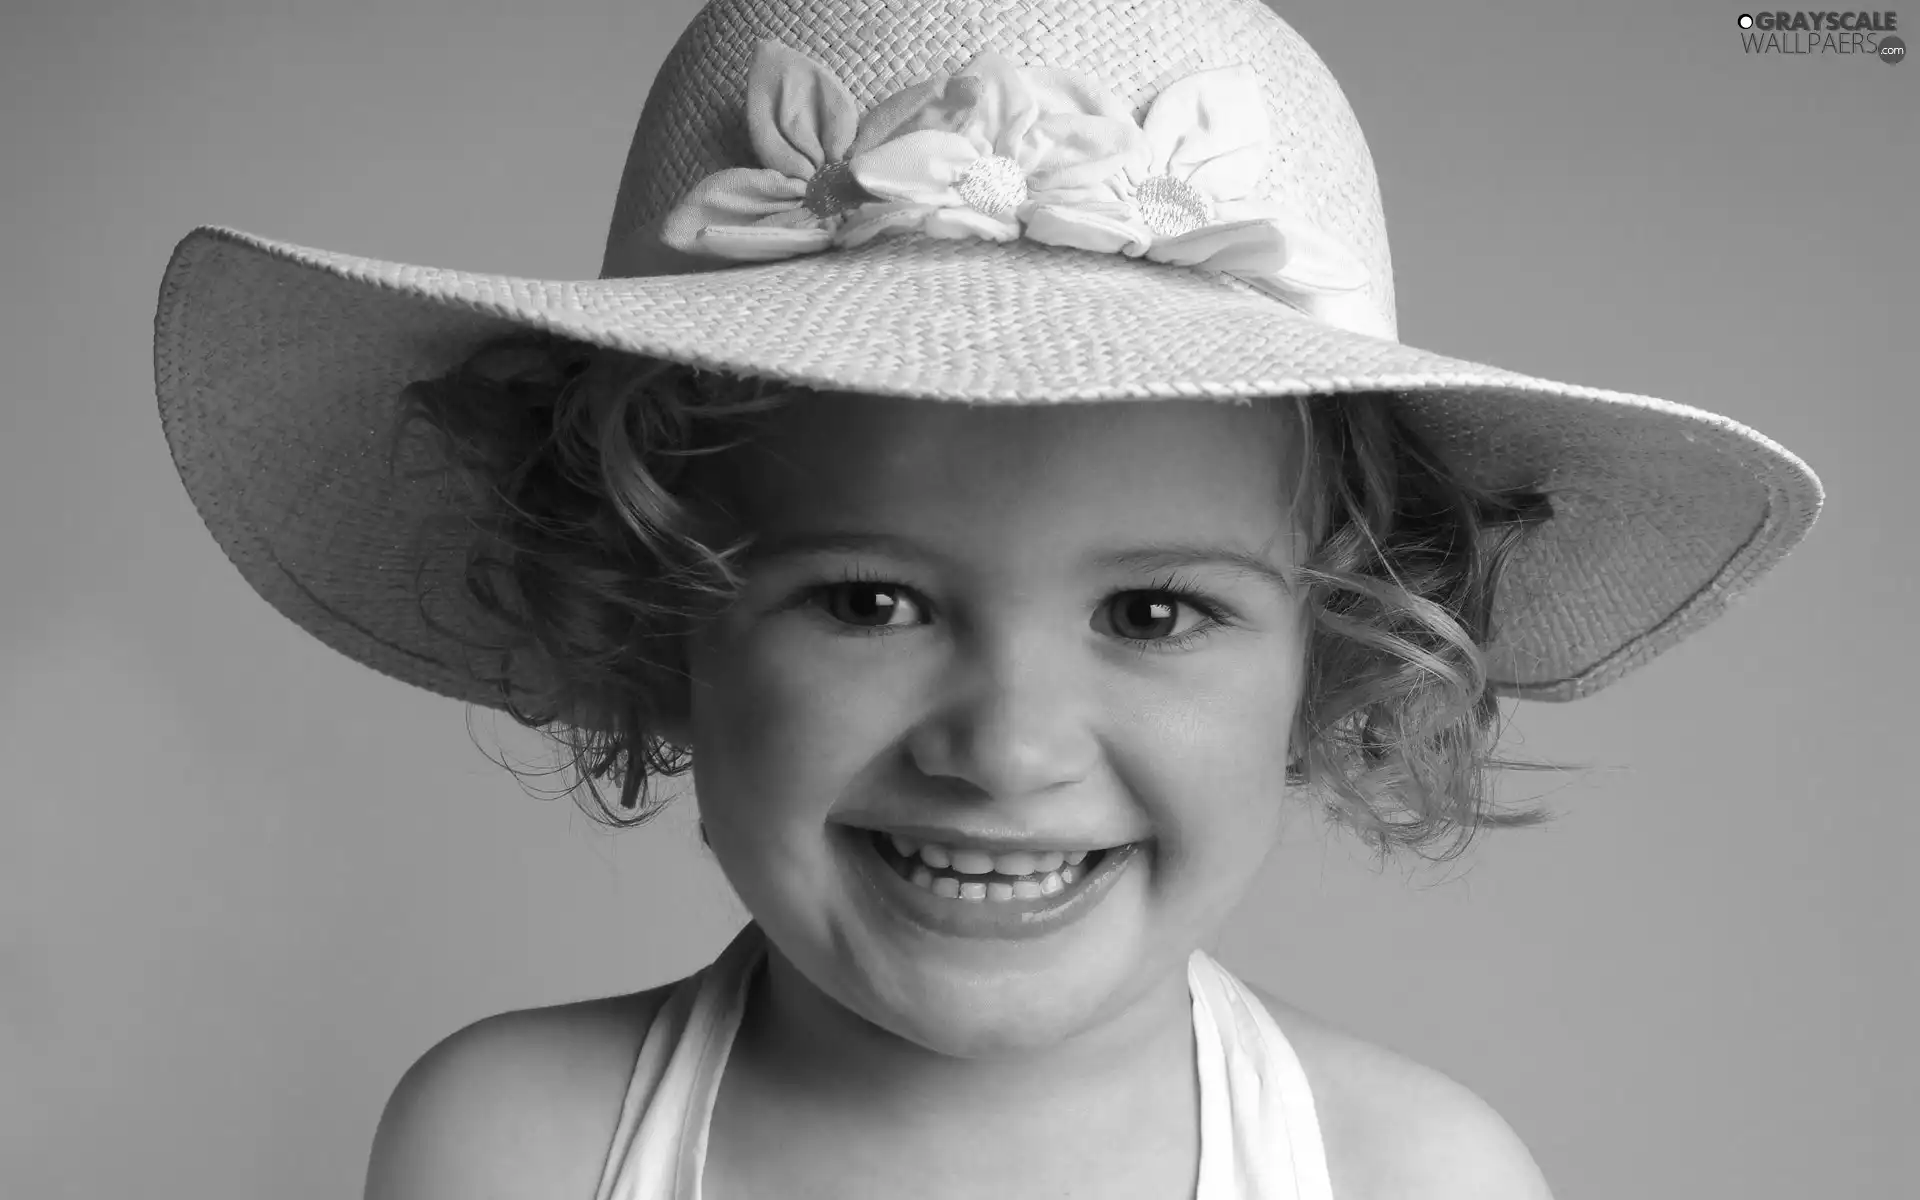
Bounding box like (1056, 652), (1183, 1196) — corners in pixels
(600, 0), (1396, 339)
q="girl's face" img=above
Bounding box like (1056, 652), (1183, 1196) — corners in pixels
(684, 393), (1310, 1061)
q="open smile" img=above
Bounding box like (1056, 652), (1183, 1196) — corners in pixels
(837, 825), (1143, 941)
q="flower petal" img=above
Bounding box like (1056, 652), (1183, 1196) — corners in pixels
(834, 201), (937, 248)
(1021, 64), (1138, 124)
(951, 50), (1043, 155)
(744, 41), (864, 178)
(1139, 65), (1269, 200)
(848, 72), (953, 156)
(660, 167), (809, 253)
(1034, 180), (1134, 208)
(923, 206), (1021, 242)
(1210, 199), (1283, 223)
(860, 52), (1039, 159)
(1008, 63), (1151, 186)
(1024, 202), (1152, 255)
(690, 224), (834, 262)
(1145, 220), (1285, 272)
(754, 205), (831, 230)
(1019, 112), (1147, 192)
(849, 129), (980, 205)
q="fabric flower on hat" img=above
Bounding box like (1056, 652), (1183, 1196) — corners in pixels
(1025, 64), (1375, 327)
(836, 50), (1147, 248)
(659, 42), (881, 261)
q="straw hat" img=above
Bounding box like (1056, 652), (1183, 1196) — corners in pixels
(154, 0), (1822, 707)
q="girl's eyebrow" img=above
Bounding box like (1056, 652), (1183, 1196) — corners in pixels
(1093, 544), (1295, 594)
(744, 532), (1293, 592)
(742, 531), (929, 566)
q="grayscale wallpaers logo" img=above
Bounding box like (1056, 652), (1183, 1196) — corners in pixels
(1737, 11), (1905, 59)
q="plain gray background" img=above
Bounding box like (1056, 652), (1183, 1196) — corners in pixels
(4, 1), (1913, 1196)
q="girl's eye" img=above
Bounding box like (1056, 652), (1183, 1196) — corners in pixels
(1099, 590), (1221, 650)
(802, 573), (1227, 653)
(815, 581), (924, 630)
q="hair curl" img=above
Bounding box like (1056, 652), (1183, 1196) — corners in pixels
(387, 330), (1559, 863)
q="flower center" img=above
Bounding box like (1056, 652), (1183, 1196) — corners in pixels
(802, 159), (863, 219)
(955, 154), (1030, 219)
(1134, 173), (1213, 238)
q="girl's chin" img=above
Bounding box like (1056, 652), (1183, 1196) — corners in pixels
(857, 985), (1135, 1061)
(828, 937), (1186, 1063)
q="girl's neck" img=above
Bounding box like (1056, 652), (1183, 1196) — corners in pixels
(729, 942), (1199, 1140)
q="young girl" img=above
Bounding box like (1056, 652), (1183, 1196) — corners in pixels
(152, 1), (1822, 1197)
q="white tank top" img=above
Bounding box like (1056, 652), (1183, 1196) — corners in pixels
(591, 923), (1334, 1200)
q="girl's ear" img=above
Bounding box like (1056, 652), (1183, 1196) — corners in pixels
(1285, 702), (1312, 784)
(654, 711), (693, 753)
(649, 644), (698, 752)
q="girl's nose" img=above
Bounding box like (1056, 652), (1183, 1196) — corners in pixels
(903, 644), (1100, 802)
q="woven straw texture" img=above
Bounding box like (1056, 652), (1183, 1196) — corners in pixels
(153, 0), (1822, 711)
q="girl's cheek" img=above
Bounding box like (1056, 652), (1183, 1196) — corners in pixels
(727, 630), (870, 725)
(695, 624), (897, 774)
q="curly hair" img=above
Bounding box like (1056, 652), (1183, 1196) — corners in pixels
(387, 330), (1558, 863)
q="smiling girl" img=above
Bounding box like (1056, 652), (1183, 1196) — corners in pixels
(152, 1), (1822, 1196)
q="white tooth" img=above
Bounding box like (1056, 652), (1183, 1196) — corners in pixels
(948, 849), (996, 875)
(1060, 864), (1079, 886)
(889, 833), (919, 857)
(1032, 850), (1065, 874)
(1039, 870), (1065, 896)
(910, 865), (934, 890)
(1064, 849), (1088, 866)
(987, 882), (1015, 902)
(918, 843), (952, 869)
(933, 876), (960, 898)
(958, 880), (988, 901)
(1012, 879), (1043, 899)
(990, 850), (1039, 876)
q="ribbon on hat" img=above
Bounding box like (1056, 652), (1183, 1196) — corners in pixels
(660, 42), (1380, 338)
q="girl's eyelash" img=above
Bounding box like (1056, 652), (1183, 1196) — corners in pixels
(790, 565), (919, 640)
(797, 567), (1234, 653)
(1131, 571), (1232, 655)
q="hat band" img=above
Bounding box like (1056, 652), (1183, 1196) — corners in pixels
(638, 40), (1388, 340)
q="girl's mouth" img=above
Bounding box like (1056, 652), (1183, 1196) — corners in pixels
(868, 829), (1113, 901)
(843, 826), (1143, 941)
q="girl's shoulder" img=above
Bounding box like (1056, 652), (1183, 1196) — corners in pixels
(1240, 982), (1554, 1199)
(364, 983), (677, 1200)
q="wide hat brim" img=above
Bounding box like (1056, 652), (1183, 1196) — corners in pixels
(155, 224), (1822, 708)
